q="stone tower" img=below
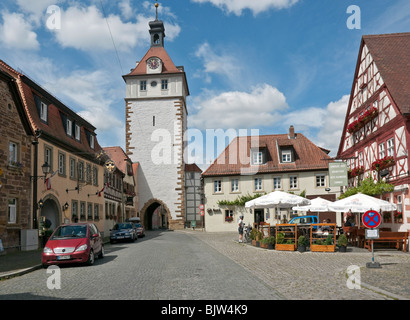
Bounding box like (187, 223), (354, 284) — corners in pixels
(123, 3), (189, 230)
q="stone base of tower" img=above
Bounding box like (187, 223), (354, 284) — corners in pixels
(168, 219), (185, 230)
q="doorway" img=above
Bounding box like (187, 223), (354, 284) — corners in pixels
(254, 209), (264, 224)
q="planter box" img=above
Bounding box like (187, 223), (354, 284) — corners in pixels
(275, 244), (296, 251)
(260, 243), (268, 249)
(252, 240), (256, 246)
(311, 244), (335, 252)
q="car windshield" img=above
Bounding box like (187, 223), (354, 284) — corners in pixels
(51, 225), (88, 239)
(114, 223), (133, 230)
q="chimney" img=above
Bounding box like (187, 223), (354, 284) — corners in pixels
(289, 125), (295, 139)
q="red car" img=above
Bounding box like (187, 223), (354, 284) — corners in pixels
(42, 223), (104, 267)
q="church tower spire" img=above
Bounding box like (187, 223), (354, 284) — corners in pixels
(149, 3), (165, 48)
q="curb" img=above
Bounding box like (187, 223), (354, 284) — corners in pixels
(0, 265), (42, 281)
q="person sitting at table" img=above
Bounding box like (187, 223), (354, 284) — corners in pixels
(344, 217), (355, 227)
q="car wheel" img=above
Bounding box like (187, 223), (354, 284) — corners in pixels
(86, 250), (95, 266)
(98, 246), (104, 259)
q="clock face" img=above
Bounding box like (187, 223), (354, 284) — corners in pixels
(148, 58), (159, 70)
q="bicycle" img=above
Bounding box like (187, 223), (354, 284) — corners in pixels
(242, 224), (252, 243)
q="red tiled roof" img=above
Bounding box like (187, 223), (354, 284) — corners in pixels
(0, 59), (102, 161)
(185, 163), (202, 173)
(103, 146), (131, 175)
(124, 46), (181, 76)
(363, 32), (410, 114)
(202, 132), (331, 177)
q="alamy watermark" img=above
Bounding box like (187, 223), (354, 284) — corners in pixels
(46, 5), (61, 30)
(347, 5), (361, 30)
(346, 265), (361, 290)
(46, 265), (61, 290)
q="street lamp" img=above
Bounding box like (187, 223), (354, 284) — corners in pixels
(31, 161), (51, 229)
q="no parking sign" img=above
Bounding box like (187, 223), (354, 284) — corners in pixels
(362, 210), (381, 229)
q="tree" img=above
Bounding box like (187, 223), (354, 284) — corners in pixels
(339, 177), (394, 199)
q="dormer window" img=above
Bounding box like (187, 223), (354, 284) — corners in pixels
(251, 150), (265, 165)
(89, 134), (95, 149)
(282, 150), (292, 163)
(75, 124), (81, 141)
(40, 101), (48, 122)
(66, 119), (72, 136)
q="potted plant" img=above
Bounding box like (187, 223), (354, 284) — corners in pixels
(250, 228), (257, 246)
(261, 236), (275, 249)
(297, 235), (308, 252)
(337, 234), (348, 252)
(275, 231), (296, 251)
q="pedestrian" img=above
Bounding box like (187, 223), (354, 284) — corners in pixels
(238, 215), (244, 243)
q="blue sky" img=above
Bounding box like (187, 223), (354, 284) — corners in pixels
(1, 0), (410, 170)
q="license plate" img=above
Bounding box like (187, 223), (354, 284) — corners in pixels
(116, 236), (124, 239)
(57, 255), (71, 260)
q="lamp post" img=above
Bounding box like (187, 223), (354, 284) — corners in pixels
(30, 161), (51, 229)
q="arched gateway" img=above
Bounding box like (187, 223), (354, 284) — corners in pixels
(140, 199), (171, 230)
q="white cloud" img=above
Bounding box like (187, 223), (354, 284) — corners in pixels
(0, 11), (39, 50)
(191, 0), (300, 16)
(118, 0), (135, 20)
(189, 84), (289, 130)
(53, 5), (180, 52)
(194, 42), (241, 84)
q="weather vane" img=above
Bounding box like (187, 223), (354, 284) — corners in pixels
(155, 2), (159, 20)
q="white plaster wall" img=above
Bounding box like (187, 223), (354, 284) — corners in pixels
(127, 98), (183, 220)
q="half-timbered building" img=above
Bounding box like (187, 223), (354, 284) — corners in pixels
(337, 33), (410, 233)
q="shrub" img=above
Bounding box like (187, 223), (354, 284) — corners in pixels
(276, 232), (285, 244)
(337, 234), (348, 247)
(298, 235), (308, 246)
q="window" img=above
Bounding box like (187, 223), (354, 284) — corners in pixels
(8, 198), (17, 224)
(282, 150), (292, 163)
(379, 142), (385, 159)
(93, 166), (98, 186)
(94, 204), (99, 220)
(214, 180), (222, 193)
(252, 151), (263, 165)
(231, 179), (239, 192)
(58, 152), (66, 176)
(316, 174), (326, 187)
(161, 79), (168, 90)
(254, 178), (263, 191)
(140, 80), (147, 91)
(40, 102), (47, 122)
(87, 203), (93, 220)
(289, 176), (298, 189)
(78, 161), (84, 181)
(69, 158), (76, 179)
(387, 138), (394, 157)
(67, 119), (72, 136)
(358, 152), (364, 167)
(75, 124), (81, 141)
(273, 177), (281, 190)
(9, 142), (18, 165)
(396, 195), (403, 213)
(89, 135), (95, 149)
(72, 201), (78, 221)
(225, 210), (233, 222)
(86, 163), (92, 184)
(80, 202), (86, 220)
(44, 146), (52, 170)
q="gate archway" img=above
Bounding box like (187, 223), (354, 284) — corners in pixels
(39, 195), (61, 231)
(140, 199), (171, 230)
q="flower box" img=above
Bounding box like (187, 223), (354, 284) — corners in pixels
(275, 244), (296, 251)
(348, 166), (364, 178)
(371, 156), (395, 172)
(394, 211), (403, 223)
(310, 244), (335, 252)
(347, 107), (379, 134)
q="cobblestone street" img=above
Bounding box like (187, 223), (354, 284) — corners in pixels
(0, 229), (409, 301)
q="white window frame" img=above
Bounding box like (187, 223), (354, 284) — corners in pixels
(40, 102), (47, 122)
(379, 142), (385, 159)
(214, 180), (222, 193)
(316, 174), (326, 187)
(9, 142), (18, 165)
(387, 138), (394, 157)
(254, 178), (263, 191)
(289, 176), (298, 189)
(75, 124), (81, 141)
(140, 80), (147, 91)
(58, 152), (65, 175)
(161, 79), (168, 90)
(8, 198), (17, 224)
(282, 150), (292, 163)
(66, 119), (72, 136)
(252, 151), (263, 165)
(231, 179), (239, 192)
(273, 177), (281, 190)
(90, 135), (95, 149)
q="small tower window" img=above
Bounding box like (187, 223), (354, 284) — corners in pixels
(154, 34), (160, 45)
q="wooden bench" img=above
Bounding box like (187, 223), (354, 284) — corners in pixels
(364, 231), (409, 252)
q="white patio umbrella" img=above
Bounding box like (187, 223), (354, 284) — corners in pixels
(292, 197), (333, 212)
(327, 192), (397, 213)
(245, 191), (311, 209)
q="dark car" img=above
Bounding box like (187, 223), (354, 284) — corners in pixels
(133, 223), (146, 238)
(42, 223), (104, 267)
(110, 223), (137, 243)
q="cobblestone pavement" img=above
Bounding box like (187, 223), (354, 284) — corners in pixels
(180, 230), (410, 300)
(0, 230), (409, 300)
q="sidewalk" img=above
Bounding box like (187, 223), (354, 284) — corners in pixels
(0, 249), (43, 280)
